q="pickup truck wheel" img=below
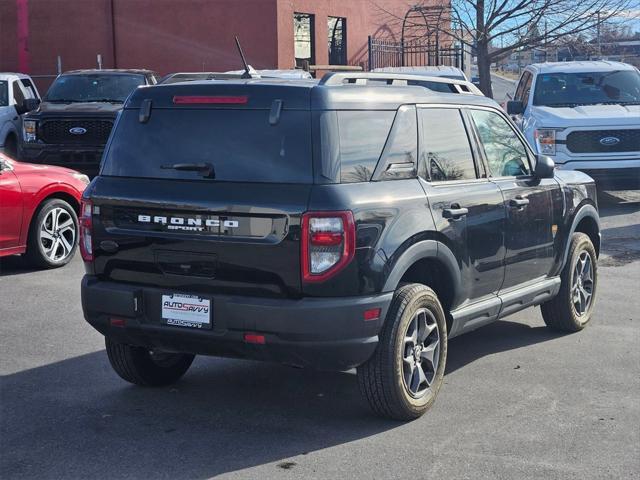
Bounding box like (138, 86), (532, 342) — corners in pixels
(541, 232), (597, 332)
(357, 284), (447, 421)
(105, 338), (195, 387)
(26, 198), (78, 268)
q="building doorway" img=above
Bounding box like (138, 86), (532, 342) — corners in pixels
(294, 13), (315, 69)
(328, 17), (347, 65)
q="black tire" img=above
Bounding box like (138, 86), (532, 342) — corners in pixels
(105, 337), (195, 387)
(541, 232), (598, 332)
(3, 134), (17, 158)
(357, 283), (448, 421)
(25, 198), (79, 268)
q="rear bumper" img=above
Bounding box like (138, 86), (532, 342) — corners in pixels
(21, 144), (103, 175)
(81, 276), (393, 371)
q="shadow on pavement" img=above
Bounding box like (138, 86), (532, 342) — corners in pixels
(0, 255), (42, 277)
(1, 317), (565, 479)
(446, 318), (564, 374)
(598, 190), (640, 218)
(1, 351), (396, 479)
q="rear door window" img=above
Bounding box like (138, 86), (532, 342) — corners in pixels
(418, 108), (478, 181)
(102, 108), (313, 183)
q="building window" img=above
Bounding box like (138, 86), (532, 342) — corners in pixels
(328, 17), (347, 65)
(294, 13), (315, 69)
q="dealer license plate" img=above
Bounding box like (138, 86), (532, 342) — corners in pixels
(161, 294), (211, 329)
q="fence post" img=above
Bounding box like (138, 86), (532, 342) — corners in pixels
(368, 36), (373, 71)
(56, 55), (62, 75)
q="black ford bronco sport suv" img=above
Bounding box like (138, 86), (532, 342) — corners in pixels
(80, 72), (600, 420)
(21, 69), (157, 176)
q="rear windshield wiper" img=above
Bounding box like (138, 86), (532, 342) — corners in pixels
(160, 162), (215, 179)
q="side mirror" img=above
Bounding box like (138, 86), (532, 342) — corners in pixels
(535, 155), (555, 179)
(15, 98), (40, 115)
(506, 100), (524, 115)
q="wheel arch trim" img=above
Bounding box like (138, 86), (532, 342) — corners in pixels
(561, 204), (600, 270)
(382, 240), (462, 305)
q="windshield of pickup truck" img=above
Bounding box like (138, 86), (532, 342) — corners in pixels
(0, 81), (8, 106)
(45, 74), (145, 103)
(533, 70), (640, 107)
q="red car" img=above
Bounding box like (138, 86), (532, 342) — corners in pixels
(0, 153), (89, 267)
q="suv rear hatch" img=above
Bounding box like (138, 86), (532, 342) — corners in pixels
(88, 82), (313, 298)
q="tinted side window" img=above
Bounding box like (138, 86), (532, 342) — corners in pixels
(521, 74), (533, 105)
(419, 108), (477, 182)
(470, 109), (531, 177)
(20, 79), (37, 99)
(375, 105), (418, 180)
(338, 111), (394, 183)
(514, 71), (530, 101)
(12, 81), (25, 105)
(0, 81), (8, 106)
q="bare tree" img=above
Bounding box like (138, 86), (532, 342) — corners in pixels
(448, 0), (636, 97)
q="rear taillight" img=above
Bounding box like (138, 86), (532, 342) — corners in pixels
(79, 199), (93, 262)
(301, 211), (355, 282)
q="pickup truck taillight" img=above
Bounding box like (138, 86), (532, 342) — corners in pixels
(79, 199), (93, 262)
(301, 211), (355, 282)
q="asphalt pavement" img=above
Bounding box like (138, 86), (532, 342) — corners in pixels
(490, 73), (517, 104)
(1, 190), (639, 480)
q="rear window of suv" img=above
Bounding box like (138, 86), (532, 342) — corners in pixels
(101, 108), (313, 183)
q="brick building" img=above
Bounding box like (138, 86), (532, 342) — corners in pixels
(0, 0), (449, 90)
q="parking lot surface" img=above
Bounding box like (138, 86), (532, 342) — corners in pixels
(1, 190), (639, 480)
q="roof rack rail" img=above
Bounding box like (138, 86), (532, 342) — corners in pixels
(319, 72), (483, 96)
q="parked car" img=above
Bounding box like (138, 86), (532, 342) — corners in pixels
(20, 69), (157, 176)
(506, 61), (640, 189)
(80, 72), (600, 421)
(0, 153), (88, 267)
(0, 72), (41, 158)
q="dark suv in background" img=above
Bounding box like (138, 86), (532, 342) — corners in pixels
(80, 73), (600, 420)
(20, 69), (157, 175)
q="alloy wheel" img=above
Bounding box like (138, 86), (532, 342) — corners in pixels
(402, 308), (440, 398)
(39, 207), (76, 262)
(572, 250), (594, 317)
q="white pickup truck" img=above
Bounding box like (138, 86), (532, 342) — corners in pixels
(0, 73), (41, 158)
(506, 61), (640, 189)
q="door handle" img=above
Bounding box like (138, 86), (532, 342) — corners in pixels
(443, 205), (469, 220)
(509, 196), (530, 209)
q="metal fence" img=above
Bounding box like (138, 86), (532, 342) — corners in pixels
(368, 36), (464, 71)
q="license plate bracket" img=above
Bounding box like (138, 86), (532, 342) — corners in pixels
(161, 293), (212, 329)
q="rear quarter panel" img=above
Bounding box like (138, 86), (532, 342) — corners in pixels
(305, 179), (436, 297)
